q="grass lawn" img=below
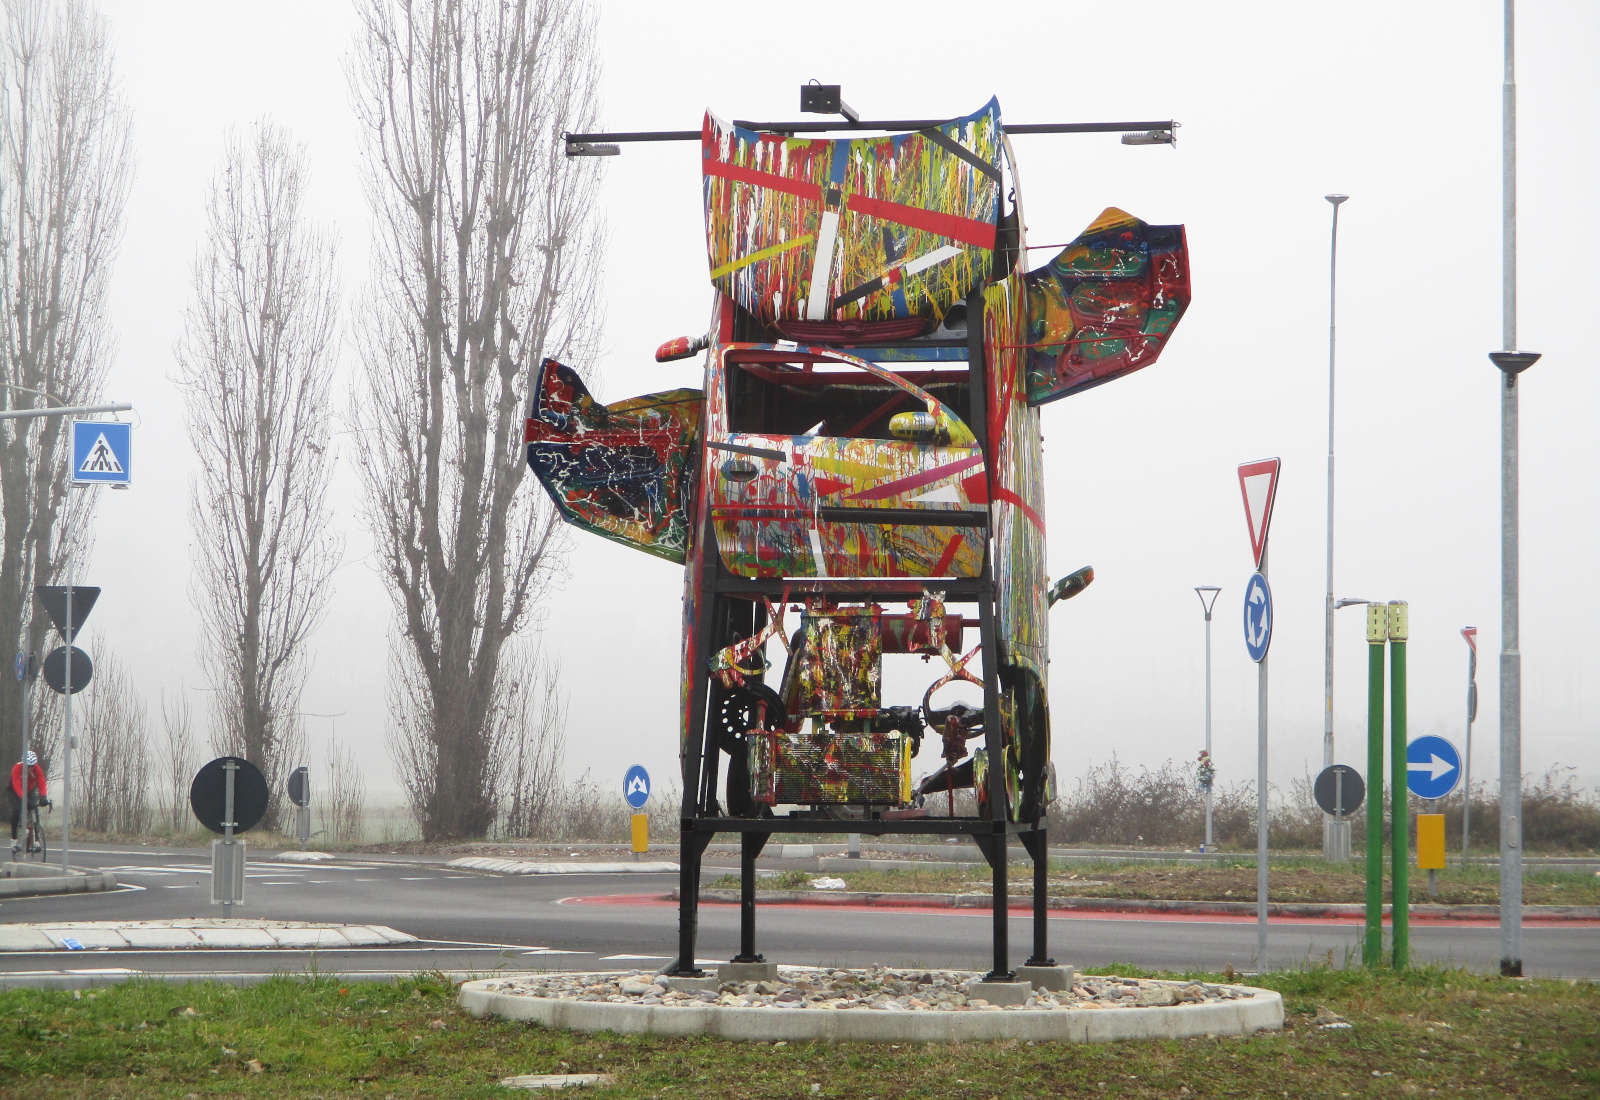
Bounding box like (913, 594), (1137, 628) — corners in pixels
(0, 967), (1594, 1098)
(720, 859), (1600, 907)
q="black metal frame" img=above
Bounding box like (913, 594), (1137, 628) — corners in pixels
(566, 118), (1175, 151)
(668, 291), (1054, 982)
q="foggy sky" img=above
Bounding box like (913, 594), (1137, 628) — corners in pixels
(76, 1), (1598, 812)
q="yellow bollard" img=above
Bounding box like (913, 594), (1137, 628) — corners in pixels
(1417, 812), (1445, 900)
(630, 812), (649, 855)
(1417, 813), (1445, 870)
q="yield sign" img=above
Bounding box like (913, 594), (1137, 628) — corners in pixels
(35, 585), (100, 643)
(1237, 458), (1281, 569)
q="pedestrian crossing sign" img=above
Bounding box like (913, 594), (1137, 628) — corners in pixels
(71, 419), (131, 486)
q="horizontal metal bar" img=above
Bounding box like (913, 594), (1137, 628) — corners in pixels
(565, 119), (1175, 148)
(0, 401), (133, 422)
(710, 575), (993, 601)
(686, 815), (1030, 836)
(815, 507), (987, 527)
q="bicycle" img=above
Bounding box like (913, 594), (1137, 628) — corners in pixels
(23, 796), (49, 861)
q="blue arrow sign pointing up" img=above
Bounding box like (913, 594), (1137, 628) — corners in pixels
(623, 765), (651, 810)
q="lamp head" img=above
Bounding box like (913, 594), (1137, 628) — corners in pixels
(1489, 350), (1540, 376)
(1325, 193), (1349, 206)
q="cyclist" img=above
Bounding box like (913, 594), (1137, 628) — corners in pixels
(8, 750), (48, 856)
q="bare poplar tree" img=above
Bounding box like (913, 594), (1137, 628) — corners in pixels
(176, 122), (341, 831)
(498, 645), (567, 838)
(348, 0), (603, 839)
(0, 0), (130, 768)
(320, 732), (367, 844)
(75, 647), (150, 834)
(158, 689), (197, 832)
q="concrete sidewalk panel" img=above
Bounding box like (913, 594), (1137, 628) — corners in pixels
(194, 927), (278, 948)
(44, 927), (129, 950)
(267, 928), (357, 949)
(343, 925), (418, 946)
(0, 927), (55, 951)
(123, 928), (206, 949)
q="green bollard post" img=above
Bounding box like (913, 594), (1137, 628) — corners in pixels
(1389, 601), (1410, 969)
(1364, 603), (1387, 967)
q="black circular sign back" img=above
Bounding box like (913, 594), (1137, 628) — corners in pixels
(42, 645), (93, 694)
(287, 766), (310, 808)
(1313, 764), (1366, 819)
(189, 756), (269, 834)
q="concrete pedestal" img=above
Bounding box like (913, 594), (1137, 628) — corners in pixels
(1017, 964), (1076, 991)
(963, 978), (1031, 1006)
(719, 960), (779, 984)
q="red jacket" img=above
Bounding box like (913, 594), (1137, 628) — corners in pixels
(9, 763), (46, 800)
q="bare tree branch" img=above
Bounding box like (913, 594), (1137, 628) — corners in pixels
(176, 121), (342, 831)
(158, 689), (196, 832)
(0, 0), (130, 770)
(75, 646), (150, 833)
(349, 0), (602, 839)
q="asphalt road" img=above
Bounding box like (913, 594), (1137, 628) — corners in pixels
(2, 844), (1595, 987)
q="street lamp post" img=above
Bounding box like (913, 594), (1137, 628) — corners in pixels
(1461, 627), (1478, 859)
(1492, 0), (1539, 979)
(1194, 586), (1221, 851)
(1323, 192), (1350, 864)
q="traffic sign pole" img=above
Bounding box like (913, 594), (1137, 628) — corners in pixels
(1461, 627), (1477, 859)
(61, 518), (73, 873)
(1364, 604), (1386, 967)
(1255, 554), (1269, 968)
(1237, 459), (1280, 971)
(1388, 602), (1410, 969)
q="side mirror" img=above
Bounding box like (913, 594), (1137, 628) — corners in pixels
(655, 335), (709, 363)
(888, 410), (954, 445)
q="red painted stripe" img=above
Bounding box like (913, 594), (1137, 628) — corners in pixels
(847, 193), (995, 250)
(848, 454), (985, 502)
(932, 535), (963, 575)
(703, 158), (822, 203)
(993, 486), (1043, 531)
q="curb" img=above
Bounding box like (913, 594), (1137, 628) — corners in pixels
(0, 862), (118, 898)
(690, 889), (1600, 922)
(447, 857), (679, 875)
(459, 973), (1285, 1043)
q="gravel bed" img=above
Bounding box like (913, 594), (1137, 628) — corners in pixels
(475, 967), (1253, 1012)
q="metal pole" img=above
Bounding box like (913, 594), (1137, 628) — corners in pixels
(1388, 602), (1409, 969)
(17, 656), (30, 857)
(1204, 610), (1214, 850)
(60, 492), (73, 872)
(1462, 627), (1477, 859)
(1323, 193), (1349, 864)
(222, 759), (237, 919)
(1496, 0), (1527, 980)
(1255, 557), (1269, 967)
(1195, 586), (1220, 851)
(1364, 603), (1386, 966)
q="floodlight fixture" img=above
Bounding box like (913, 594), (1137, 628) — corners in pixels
(1121, 123), (1177, 146)
(1049, 566), (1095, 605)
(800, 80), (858, 124)
(566, 141), (620, 157)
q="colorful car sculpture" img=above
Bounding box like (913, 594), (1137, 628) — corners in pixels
(527, 96), (1190, 976)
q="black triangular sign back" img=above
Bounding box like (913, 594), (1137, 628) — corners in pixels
(34, 585), (101, 642)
